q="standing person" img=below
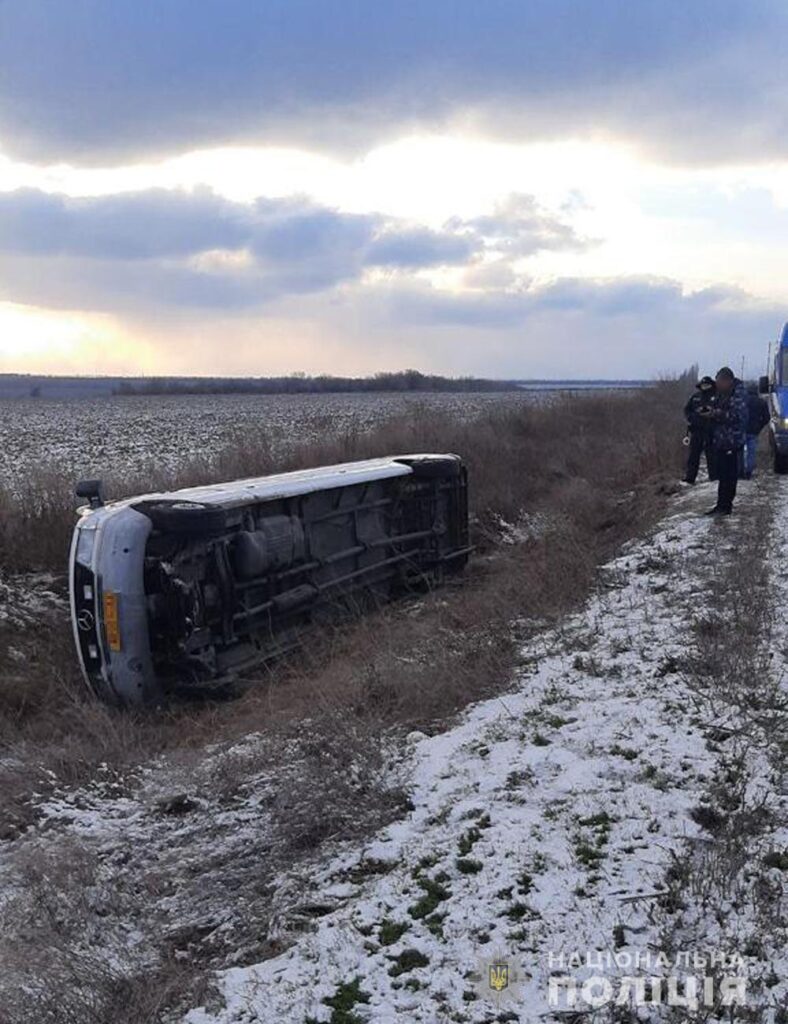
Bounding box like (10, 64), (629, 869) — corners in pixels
(683, 376), (717, 483)
(705, 367), (748, 516)
(743, 383), (770, 479)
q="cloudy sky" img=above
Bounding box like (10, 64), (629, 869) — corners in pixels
(1, 0), (787, 379)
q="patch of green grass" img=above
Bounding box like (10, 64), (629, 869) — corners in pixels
(341, 858), (398, 884)
(506, 901), (537, 922)
(388, 948), (430, 977)
(461, 808), (491, 826)
(532, 732), (551, 747)
(543, 713), (574, 729)
(505, 769), (534, 790)
(409, 876), (451, 919)
(516, 871), (533, 895)
(764, 849), (788, 871)
(573, 810), (613, 871)
(542, 799), (567, 821)
(411, 852), (440, 878)
(455, 857), (483, 875)
(458, 827), (483, 856)
(574, 840), (606, 868)
(541, 681), (570, 705)
(318, 978), (371, 1024)
(578, 811), (614, 829)
(425, 912), (446, 938)
(609, 743), (639, 761)
(378, 919), (409, 946)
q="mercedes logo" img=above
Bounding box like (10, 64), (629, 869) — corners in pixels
(77, 609), (95, 632)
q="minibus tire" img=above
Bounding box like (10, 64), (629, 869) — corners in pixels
(134, 501), (227, 535)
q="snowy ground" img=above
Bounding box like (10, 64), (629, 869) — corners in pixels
(0, 391), (539, 488)
(177, 476), (787, 1024)
(2, 475), (786, 1023)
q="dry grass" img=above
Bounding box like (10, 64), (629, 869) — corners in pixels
(0, 839), (212, 1024)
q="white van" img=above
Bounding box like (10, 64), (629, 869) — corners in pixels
(70, 455), (469, 704)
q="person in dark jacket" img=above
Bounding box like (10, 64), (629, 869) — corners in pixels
(743, 384), (770, 479)
(683, 376), (717, 484)
(704, 367), (748, 515)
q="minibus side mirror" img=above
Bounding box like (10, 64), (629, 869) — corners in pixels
(75, 479), (105, 509)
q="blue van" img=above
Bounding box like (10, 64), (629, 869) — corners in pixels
(759, 322), (788, 473)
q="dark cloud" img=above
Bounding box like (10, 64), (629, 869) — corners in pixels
(366, 228), (477, 269)
(0, 188), (247, 259)
(0, 187), (581, 310)
(0, 2), (784, 165)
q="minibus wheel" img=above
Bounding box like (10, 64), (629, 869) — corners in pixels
(133, 500), (227, 535)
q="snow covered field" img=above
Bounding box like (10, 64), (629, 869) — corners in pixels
(2, 474), (786, 1023)
(0, 391), (537, 487)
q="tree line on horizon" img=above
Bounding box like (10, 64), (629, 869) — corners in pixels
(111, 369), (519, 396)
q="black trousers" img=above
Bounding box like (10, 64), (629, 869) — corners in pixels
(685, 430), (716, 483)
(715, 448), (741, 512)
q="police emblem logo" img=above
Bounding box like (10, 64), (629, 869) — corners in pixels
(471, 947), (522, 1004)
(489, 963), (509, 992)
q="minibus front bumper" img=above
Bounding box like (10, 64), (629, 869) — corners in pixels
(69, 507), (158, 704)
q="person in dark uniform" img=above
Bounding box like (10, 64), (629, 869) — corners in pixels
(705, 367), (748, 516)
(683, 376), (717, 484)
